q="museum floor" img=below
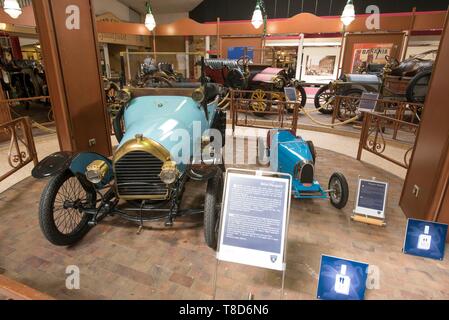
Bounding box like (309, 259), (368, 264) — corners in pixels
(0, 138), (448, 300)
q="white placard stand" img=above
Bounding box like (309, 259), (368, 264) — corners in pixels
(212, 168), (292, 300)
(351, 176), (388, 227)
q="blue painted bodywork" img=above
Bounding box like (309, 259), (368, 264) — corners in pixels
(69, 153), (113, 187)
(270, 129), (327, 199)
(121, 95), (218, 173)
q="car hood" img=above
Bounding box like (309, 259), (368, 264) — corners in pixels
(119, 95), (215, 159)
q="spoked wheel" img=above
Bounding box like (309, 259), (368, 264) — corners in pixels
(314, 84), (335, 114)
(250, 89), (270, 116)
(39, 170), (97, 246)
(328, 172), (349, 209)
(204, 169), (224, 250)
(338, 89), (363, 122)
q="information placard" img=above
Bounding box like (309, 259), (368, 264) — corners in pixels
(354, 179), (388, 219)
(358, 92), (380, 112)
(403, 219), (448, 260)
(284, 87), (297, 102)
(217, 171), (291, 271)
(317, 255), (369, 300)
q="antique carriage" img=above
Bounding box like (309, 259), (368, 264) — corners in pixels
(204, 57), (307, 113)
(314, 51), (435, 119)
(32, 81), (227, 250)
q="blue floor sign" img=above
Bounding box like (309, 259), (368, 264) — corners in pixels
(403, 219), (448, 260)
(317, 255), (369, 300)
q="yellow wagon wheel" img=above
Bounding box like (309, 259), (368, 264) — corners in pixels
(250, 89), (270, 114)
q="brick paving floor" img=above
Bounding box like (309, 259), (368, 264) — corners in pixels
(0, 145), (448, 300)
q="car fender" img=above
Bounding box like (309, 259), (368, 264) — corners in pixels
(32, 151), (113, 185)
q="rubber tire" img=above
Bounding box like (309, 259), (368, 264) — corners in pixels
(287, 84), (307, 113)
(328, 172), (349, 210)
(307, 141), (317, 164)
(406, 69), (432, 103)
(204, 169), (224, 250)
(314, 84), (334, 115)
(39, 170), (95, 246)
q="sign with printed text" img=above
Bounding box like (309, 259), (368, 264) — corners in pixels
(354, 179), (388, 219)
(217, 172), (291, 271)
(227, 47), (254, 60)
(403, 219), (448, 260)
(284, 87), (297, 102)
(359, 92), (380, 112)
(317, 255), (369, 300)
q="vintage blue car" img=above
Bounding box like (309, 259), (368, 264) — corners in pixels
(258, 129), (349, 209)
(32, 80), (226, 249)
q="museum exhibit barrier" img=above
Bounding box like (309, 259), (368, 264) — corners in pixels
(332, 95), (423, 131)
(0, 117), (38, 183)
(0, 96), (55, 133)
(357, 112), (419, 169)
(230, 89), (300, 133)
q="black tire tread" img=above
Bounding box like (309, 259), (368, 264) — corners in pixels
(314, 84), (334, 114)
(204, 169), (224, 250)
(39, 170), (93, 246)
(329, 172), (349, 209)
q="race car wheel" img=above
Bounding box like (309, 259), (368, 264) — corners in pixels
(39, 170), (96, 246)
(204, 168), (224, 250)
(314, 84), (335, 114)
(329, 172), (349, 209)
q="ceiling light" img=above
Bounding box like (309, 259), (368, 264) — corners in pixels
(145, 2), (156, 32)
(251, 2), (264, 29)
(3, 0), (22, 19)
(341, 0), (355, 26)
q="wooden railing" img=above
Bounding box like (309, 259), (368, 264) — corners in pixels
(230, 89), (300, 133)
(0, 117), (39, 182)
(357, 112), (419, 169)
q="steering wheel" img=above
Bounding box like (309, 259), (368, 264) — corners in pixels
(237, 56), (251, 68)
(385, 55), (400, 67)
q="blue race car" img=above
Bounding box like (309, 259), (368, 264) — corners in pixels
(258, 129), (349, 209)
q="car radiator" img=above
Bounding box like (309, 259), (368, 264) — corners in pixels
(114, 151), (168, 199)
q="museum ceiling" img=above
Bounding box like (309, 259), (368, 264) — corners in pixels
(190, 0), (449, 22)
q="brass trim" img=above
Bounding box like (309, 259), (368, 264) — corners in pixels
(113, 136), (171, 200)
(114, 136), (171, 163)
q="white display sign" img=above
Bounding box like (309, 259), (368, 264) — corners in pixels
(354, 179), (389, 219)
(217, 171), (292, 271)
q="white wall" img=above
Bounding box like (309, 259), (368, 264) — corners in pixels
(93, 0), (141, 23)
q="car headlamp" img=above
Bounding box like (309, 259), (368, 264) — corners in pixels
(273, 76), (285, 90)
(86, 160), (109, 184)
(192, 87), (205, 103)
(160, 161), (179, 185)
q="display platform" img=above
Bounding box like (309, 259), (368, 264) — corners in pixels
(0, 143), (447, 300)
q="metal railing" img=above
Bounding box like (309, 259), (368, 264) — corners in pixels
(332, 95), (422, 123)
(357, 112), (419, 169)
(0, 117), (38, 182)
(230, 89), (300, 134)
